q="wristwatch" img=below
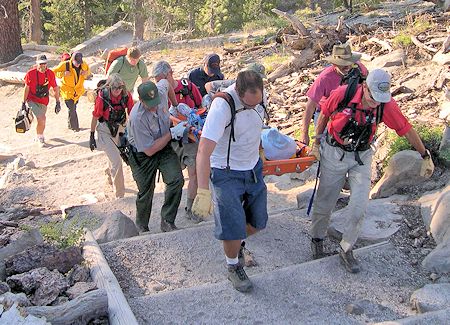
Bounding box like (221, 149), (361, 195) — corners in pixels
(421, 149), (430, 159)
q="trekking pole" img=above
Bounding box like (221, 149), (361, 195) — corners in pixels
(306, 161), (320, 217)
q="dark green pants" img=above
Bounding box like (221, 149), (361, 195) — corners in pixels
(129, 144), (184, 228)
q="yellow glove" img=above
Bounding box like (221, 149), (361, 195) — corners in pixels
(192, 188), (213, 218)
(309, 142), (320, 160)
(419, 150), (434, 178)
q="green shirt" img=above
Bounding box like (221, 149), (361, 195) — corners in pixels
(107, 56), (149, 92)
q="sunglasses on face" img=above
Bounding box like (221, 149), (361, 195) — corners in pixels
(39, 63), (47, 66)
(111, 85), (124, 91)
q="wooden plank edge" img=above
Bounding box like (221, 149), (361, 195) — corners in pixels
(83, 229), (139, 325)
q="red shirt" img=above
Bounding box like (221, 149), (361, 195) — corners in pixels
(173, 80), (203, 108)
(24, 67), (57, 106)
(93, 90), (134, 120)
(306, 62), (368, 110)
(321, 84), (412, 146)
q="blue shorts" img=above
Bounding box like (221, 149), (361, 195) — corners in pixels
(211, 159), (268, 240)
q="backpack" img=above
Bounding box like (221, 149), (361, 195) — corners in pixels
(15, 104), (34, 133)
(105, 48), (128, 74)
(213, 92), (267, 170)
(98, 87), (128, 137)
(175, 78), (197, 104)
(60, 52), (72, 72)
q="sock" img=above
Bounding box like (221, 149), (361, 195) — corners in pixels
(37, 134), (44, 139)
(186, 197), (194, 211)
(225, 255), (238, 265)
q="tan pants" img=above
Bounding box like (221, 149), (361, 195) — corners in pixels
(310, 140), (373, 252)
(96, 122), (125, 198)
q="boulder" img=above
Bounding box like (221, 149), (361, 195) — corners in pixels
(5, 244), (83, 276)
(93, 210), (138, 244)
(374, 308), (450, 324)
(66, 282), (96, 299)
(329, 195), (405, 243)
(433, 51), (450, 66)
(66, 264), (90, 286)
(0, 292), (31, 308)
(370, 150), (423, 199)
(410, 283), (450, 313)
(422, 239), (450, 273)
(439, 126), (450, 167)
(0, 229), (43, 280)
(0, 303), (50, 325)
(6, 267), (69, 306)
(0, 282), (10, 295)
(419, 182), (450, 244)
(368, 49), (405, 69)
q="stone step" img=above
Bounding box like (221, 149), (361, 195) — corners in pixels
(128, 242), (427, 324)
(101, 209), (311, 299)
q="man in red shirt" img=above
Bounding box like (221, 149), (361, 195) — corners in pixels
(300, 43), (368, 145)
(309, 69), (434, 273)
(23, 55), (61, 147)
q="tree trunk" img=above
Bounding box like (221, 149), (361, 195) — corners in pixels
(0, 0), (23, 64)
(133, 0), (144, 41)
(188, 11), (195, 36)
(81, 0), (92, 39)
(30, 0), (42, 43)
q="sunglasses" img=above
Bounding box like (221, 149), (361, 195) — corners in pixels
(111, 85), (124, 91)
(39, 63), (47, 66)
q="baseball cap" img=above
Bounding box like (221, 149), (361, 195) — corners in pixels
(72, 52), (83, 64)
(366, 69), (391, 103)
(36, 55), (48, 64)
(204, 54), (221, 75)
(244, 63), (266, 78)
(138, 81), (161, 108)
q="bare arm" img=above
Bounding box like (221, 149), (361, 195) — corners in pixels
(196, 137), (216, 189)
(300, 97), (318, 145)
(90, 116), (98, 133)
(53, 86), (60, 102)
(143, 133), (171, 157)
(403, 128), (427, 156)
(167, 82), (178, 106)
(23, 85), (30, 102)
(314, 111), (328, 145)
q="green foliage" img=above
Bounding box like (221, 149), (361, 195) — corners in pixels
(261, 53), (290, 74)
(384, 124), (444, 167)
(39, 219), (86, 249)
(243, 15), (288, 33)
(393, 33), (412, 47)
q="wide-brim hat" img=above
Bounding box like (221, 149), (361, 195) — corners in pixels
(138, 81), (161, 108)
(261, 128), (297, 161)
(36, 54), (48, 64)
(325, 43), (361, 66)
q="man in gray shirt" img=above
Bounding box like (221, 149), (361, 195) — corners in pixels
(127, 81), (186, 233)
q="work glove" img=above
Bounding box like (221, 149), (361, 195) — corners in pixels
(170, 122), (186, 140)
(309, 142), (320, 161)
(89, 132), (97, 151)
(419, 149), (434, 178)
(22, 102), (27, 111)
(169, 105), (178, 116)
(55, 101), (61, 114)
(192, 188), (213, 218)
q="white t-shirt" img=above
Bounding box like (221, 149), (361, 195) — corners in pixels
(201, 84), (265, 170)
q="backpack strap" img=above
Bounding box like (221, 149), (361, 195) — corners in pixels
(214, 92), (237, 170)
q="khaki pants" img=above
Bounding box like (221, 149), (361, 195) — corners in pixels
(96, 122), (125, 198)
(310, 140), (373, 252)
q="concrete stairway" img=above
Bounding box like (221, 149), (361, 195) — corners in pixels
(101, 210), (427, 324)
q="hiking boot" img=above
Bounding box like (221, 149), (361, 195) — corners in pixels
(339, 249), (360, 273)
(137, 225), (150, 234)
(311, 238), (326, 259)
(36, 136), (46, 148)
(227, 263), (252, 292)
(238, 241), (257, 267)
(160, 220), (178, 232)
(185, 207), (202, 224)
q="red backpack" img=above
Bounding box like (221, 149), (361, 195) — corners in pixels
(105, 48), (128, 74)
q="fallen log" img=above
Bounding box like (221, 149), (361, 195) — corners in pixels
(83, 229), (138, 325)
(272, 8), (310, 36)
(268, 48), (316, 83)
(26, 288), (108, 325)
(367, 37), (392, 52)
(223, 47), (244, 54)
(411, 35), (438, 53)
